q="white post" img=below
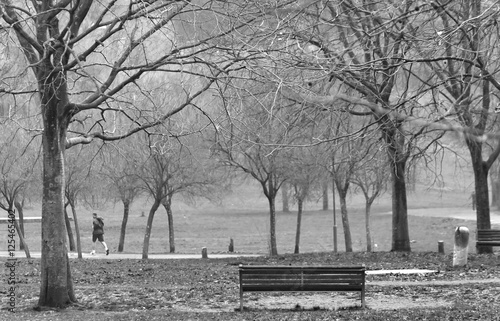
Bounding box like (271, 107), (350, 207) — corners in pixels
(453, 226), (469, 267)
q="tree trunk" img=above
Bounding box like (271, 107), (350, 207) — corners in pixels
(490, 165), (500, 209)
(162, 195), (175, 253)
(14, 201), (25, 250)
(268, 196), (278, 256)
(337, 190), (352, 252)
(382, 123), (411, 252)
(118, 200), (130, 252)
(70, 203), (82, 259)
(391, 156), (410, 251)
(294, 199), (303, 254)
(467, 139), (492, 254)
(491, 178), (499, 209)
(322, 180), (328, 211)
(365, 201), (373, 252)
(38, 74), (76, 307)
(64, 205), (76, 252)
(282, 183), (290, 213)
(142, 200), (161, 259)
(12, 214), (30, 258)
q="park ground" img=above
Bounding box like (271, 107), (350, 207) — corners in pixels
(1, 251), (500, 320)
(2, 183), (500, 319)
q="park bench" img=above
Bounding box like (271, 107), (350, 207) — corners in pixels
(238, 265), (366, 310)
(476, 229), (500, 248)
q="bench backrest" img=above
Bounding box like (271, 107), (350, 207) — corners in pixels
(477, 229), (500, 241)
(239, 265), (365, 292)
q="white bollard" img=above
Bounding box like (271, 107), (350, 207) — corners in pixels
(453, 226), (469, 267)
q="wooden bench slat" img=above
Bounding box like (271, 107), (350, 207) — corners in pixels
(477, 241), (500, 246)
(477, 237), (500, 239)
(242, 284), (363, 292)
(477, 235), (500, 239)
(239, 266), (364, 271)
(242, 279), (363, 285)
(241, 273), (364, 280)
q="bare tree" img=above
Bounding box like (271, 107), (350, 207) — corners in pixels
(351, 148), (389, 252)
(413, 1), (500, 253)
(138, 130), (221, 258)
(101, 141), (143, 253)
(64, 146), (102, 259)
(287, 148), (322, 254)
(259, 1), (457, 252)
(0, 126), (38, 257)
(213, 74), (315, 256)
(0, 1), (284, 306)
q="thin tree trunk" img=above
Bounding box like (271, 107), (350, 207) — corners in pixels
(12, 216), (30, 258)
(142, 200), (161, 259)
(282, 183), (290, 213)
(118, 200), (130, 252)
(70, 204), (82, 259)
(162, 195), (175, 253)
(268, 196), (278, 256)
(365, 201), (373, 252)
(332, 176), (338, 253)
(14, 201), (25, 250)
(294, 199), (303, 254)
(322, 181), (328, 210)
(64, 205), (76, 252)
(338, 191), (352, 252)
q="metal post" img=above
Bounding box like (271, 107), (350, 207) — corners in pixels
(333, 188), (337, 253)
(438, 240), (444, 254)
(332, 156), (338, 253)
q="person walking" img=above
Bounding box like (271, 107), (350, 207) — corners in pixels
(91, 212), (109, 255)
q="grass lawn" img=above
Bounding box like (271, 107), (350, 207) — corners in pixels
(6, 182), (491, 256)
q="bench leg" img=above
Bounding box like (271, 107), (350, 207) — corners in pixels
(240, 289), (244, 311)
(361, 289), (365, 309)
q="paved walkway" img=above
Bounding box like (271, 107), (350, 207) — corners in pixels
(369, 278), (500, 287)
(384, 207), (500, 225)
(0, 251), (263, 260)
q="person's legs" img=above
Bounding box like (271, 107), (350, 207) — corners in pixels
(97, 235), (109, 255)
(102, 241), (109, 255)
(91, 234), (97, 255)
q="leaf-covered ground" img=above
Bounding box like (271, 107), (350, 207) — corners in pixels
(2, 252), (500, 320)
